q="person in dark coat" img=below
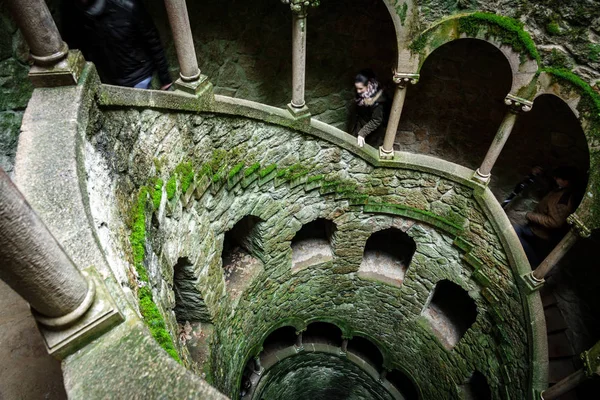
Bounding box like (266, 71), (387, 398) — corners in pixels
(352, 70), (388, 148)
(63, 0), (172, 89)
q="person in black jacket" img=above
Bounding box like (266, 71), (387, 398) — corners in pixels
(352, 70), (388, 148)
(63, 0), (172, 89)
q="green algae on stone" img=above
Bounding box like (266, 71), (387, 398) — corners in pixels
(166, 175), (177, 200)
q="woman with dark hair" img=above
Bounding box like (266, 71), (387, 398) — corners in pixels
(352, 70), (388, 148)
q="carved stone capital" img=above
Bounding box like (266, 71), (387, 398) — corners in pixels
(504, 94), (533, 113)
(581, 340), (600, 377)
(393, 72), (419, 87)
(567, 214), (592, 238)
(281, 0), (320, 14)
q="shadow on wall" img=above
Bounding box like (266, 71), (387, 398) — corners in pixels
(144, 0), (396, 129)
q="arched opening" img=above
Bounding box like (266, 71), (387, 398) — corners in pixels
(173, 257), (211, 323)
(153, 0), (395, 129)
(359, 228), (416, 287)
(291, 218), (336, 271)
(387, 369), (419, 400)
(261, 326), (298, 355)
(302, 321), (343, 347)
(221, 215), (263, 296)
(459, 371), (492, 400)
(347, 336), (384, 371)
(401, 39), (512, 166)
(422, 280), (477, 350)
(494, 94), (589, 222)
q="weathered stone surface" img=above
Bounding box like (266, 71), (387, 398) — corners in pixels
(88, 108), (534, 400)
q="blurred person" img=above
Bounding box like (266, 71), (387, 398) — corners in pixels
(63, 0), (172, 89)
(352, 69), (388, 148)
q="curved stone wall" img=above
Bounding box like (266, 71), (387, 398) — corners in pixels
(86, 96), (543, 399)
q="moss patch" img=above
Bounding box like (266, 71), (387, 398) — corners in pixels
(166, 175), (177, 200)
(457, 12), (540, 63)
(175, 161), (194, 194)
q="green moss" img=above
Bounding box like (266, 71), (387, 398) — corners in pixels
(207, 149), (228, 175)
(152, 178), (163, 210)
(130, 187), (149, 282)
(175, 162), (194, 194)
(259, 164), (277, 178)
(228, 162), (245, 180)
(457, 12), (540, 63)
(544, 49), (573, 70)
(397, 2), (408, 26)
(589, 43), (600, 63)
(542, 68), (600, 122)
(545, 21), (561, 36)
(138, 287), (181, 363)
(166, 175), (177, 201)
(244, 162), (261, 177)
(409, 33), (429, 53)
(306, 174), (324, 184)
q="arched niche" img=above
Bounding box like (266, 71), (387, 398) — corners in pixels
(347, 335), (384, 371)
(359, 227), (416, 287)
(291, 218), (336, 271)
(260, 325), (298, 355)
(387, 368), (420, 400)
(172, 257), (211, 323)
(494, 93), (590, 222)
(422, 280), (478, 350)
(401, 38), (512, 168)
(459, 371), (492, 400)
(221, 215), (264, 297)
(410, 14), (538, 93)
(302, 321), (343, 347)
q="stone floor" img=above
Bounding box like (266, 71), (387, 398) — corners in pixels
(359, 250), (406, 287)
(0, 280), (66, 399)
(223, 247), (262, 298)
(291, 238), (333, 271)
(422, 303), (461, 350)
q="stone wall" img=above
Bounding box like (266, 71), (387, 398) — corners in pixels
(0, 3), (32, 175)
(86, 107), (535, 399)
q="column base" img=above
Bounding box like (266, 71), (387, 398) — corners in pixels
(35, 266), (124, 360)
(472, 168), (491, 184)
(174, 75), (213, 97)
(28, 50), (86, 88)
(521, 271), (545, 293)
(287, 103), (311, 120)
(379, 146), (395, 160)
(294, 345), (305, 353)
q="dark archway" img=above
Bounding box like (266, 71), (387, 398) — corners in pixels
(291, 218), (336, 270)
(387, 368), (419, 400)
(494, 94), (589, 219)
(221, 215), (263, 295)
(173, 257), (211, 323)
(460, 371), (492, 400)
(401, 39), (512, 167)
(360, 228), (416, 287)
(347, 335), (384, 371)
(261, 326), (298, 355)
(303, 321), (343, 347)
(422, 280), (478, 349)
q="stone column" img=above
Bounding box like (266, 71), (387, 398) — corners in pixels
(379, 72), (419, 159)
(541, 339), (600, 399)
(522, 214), (590, 291)
(164, 0), (211, 95)
(295, 330), (304, 352)
(5, 0), (85, 87)
(473, 94), (533, 183)
(340, 338), (349, 355)
(254, 356), (264, 375)
(378, 369), (388, 383)
(282, 0), (319, 118)
(0, 168), (92, 324)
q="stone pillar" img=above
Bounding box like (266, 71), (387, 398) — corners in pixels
(379, 72), (419, 159)
(378, 369), (388, 383)
(473, 94), (533, 183)
(541, 339), (600, 399)
(254, 356), (264, 375)
(522, 214), (590, 291)
(0, 168), (92, 323)
(282, 0), (319, 118)
(164, 0), (211, 95)
(340, 338), (349, 355)
(295, 330), (304, 352)
(5, 0), (85, 87)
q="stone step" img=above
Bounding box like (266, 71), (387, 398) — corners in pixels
(548, 358), (577, 384)
(547, 331), (576, 359)
(544, 305), (569, 334)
